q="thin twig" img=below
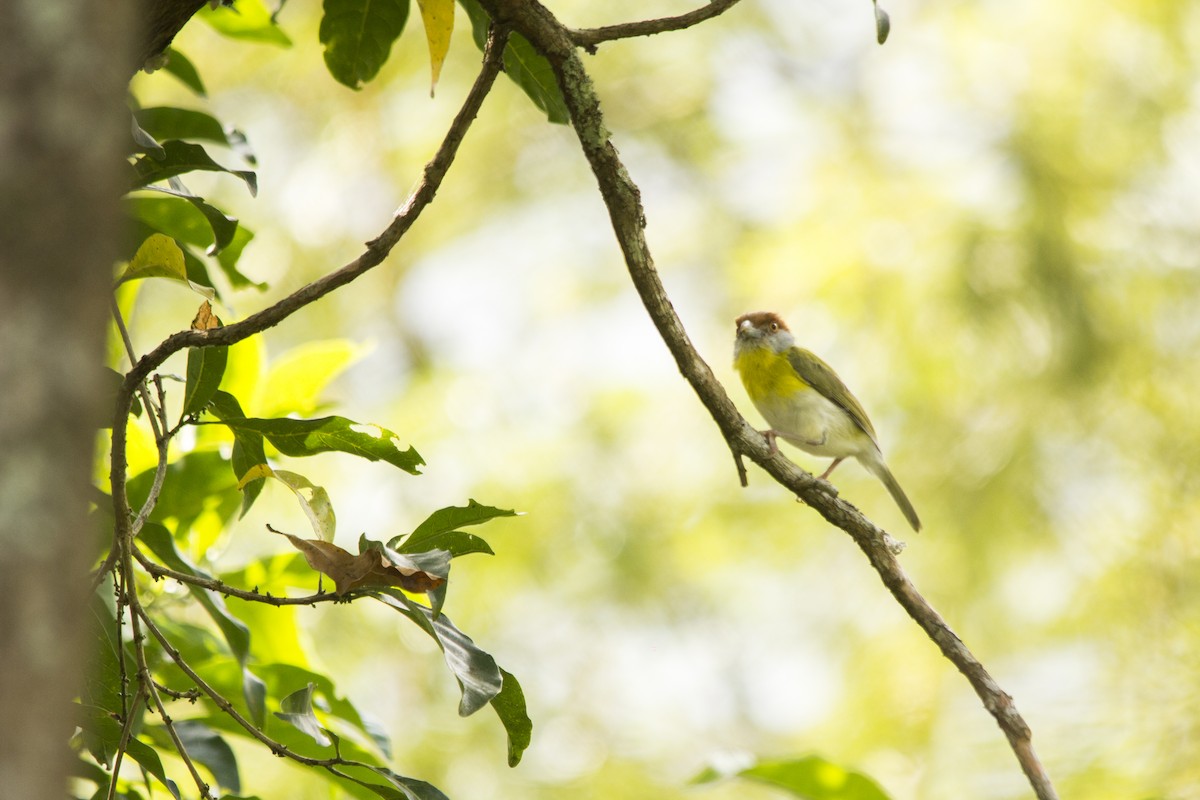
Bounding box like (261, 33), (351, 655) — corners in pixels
(133, 545), (341, 606)
(136, 604), (387, 775)
(475, 2), (1059, 798)
(95, 300), (172, 591)
(105, 684), (146, 800)
(155, 681), (202, 702)
(130, 375), (172, 538)
(143, 657), (213, 798)
(113, 25), (511, 405)
(569, 0), (742, 51)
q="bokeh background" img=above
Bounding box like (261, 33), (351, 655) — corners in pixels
(122, 0), (1200, 797)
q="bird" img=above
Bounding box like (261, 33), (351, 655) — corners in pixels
(733, 311), (921, 531)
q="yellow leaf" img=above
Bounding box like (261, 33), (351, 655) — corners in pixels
(120, 234), (187, 283)
(117, 233), (215, 299)
(271, 469), (337, 542)
(237, 463), (274, 489)
(416, 0), (454, 96)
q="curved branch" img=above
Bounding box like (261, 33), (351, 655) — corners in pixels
(110, 26), (510, 540)
(475, 2), (1059, 798)
(569, 0), (743, 51)
(116, 25), (510, 404)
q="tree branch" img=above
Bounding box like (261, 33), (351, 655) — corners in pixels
(137, 603), (394, 778)
(569, 0), (743, 51)
(134, 546), (344, 606)
(475, 2), (1059, 798)
(115, 25), (510, 404)
(132, 0), (207, 73)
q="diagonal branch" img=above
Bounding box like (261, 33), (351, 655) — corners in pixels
(115, 25), (510, 408)
(569, 0), (743, 51)
(475, 1), (1059, 798)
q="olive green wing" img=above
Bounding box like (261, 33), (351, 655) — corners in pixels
(786, 347), (878, 443)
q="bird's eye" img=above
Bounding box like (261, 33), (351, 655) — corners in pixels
(768, 322), (778, 332)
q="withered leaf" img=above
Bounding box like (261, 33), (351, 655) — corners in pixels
(271, 528), (445, 595)
(192, 300), (221, 331)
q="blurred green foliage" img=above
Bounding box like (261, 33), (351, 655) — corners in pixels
(108, 0), (1200, 799)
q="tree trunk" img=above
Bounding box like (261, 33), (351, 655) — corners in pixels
(0, 1), (132, 798)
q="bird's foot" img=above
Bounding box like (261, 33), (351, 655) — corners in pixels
(762, 430), (781, 455)
(817, 457), (844, 481)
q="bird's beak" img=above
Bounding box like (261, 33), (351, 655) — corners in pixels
(736, 319), (756, 339)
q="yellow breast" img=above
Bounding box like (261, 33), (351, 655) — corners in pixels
(734, 346), (810, 404)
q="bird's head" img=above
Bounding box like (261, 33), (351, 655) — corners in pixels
(735, 311), (795, 355)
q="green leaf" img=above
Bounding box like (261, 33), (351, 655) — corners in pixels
(134, 107), (252, 159)
(370, 767), (451, 800)
(163, 48), (207, 96)
(332, 771), (417, 800)
(392, 499), (514, 554)
(131, 114), (165, 158)
(103, 367), (143, 425)
(502, 33), (568, 123)
(210, 416), (424, 474)
(374, 591), (502, 716)
(367, 537), (451, 615)
(131, 140), (257, 196)
(172, 721), (241, 793)
(872, 0), (890, 45)
(76, 705), (179, 797)
(459, 0), (568, 123)
(215, 225), (258, 287)
(320, 0), (411, 89)
(274, 683), (332, 747)
(126, 451), (240, 537)
(140, 523), (252, 665)
(82, 578), (141, 762)
(254, 663), (392, 758)
(207, 392), (268, 515)
(694, 756), (893, 800)
(200, 0), (293, 46)
(491, 668), (532, 767)
(129, 192), (241, 257)
(184, 345), (229, 418)
(243, 667), (268, 729)
(260, 339), (365, 418)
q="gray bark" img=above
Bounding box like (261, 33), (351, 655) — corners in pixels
(0, 1), (132, 798)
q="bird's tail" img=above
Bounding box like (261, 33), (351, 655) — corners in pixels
(863, 455), (921, 532)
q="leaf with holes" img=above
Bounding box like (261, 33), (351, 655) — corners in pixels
(212, 416), (424, 474)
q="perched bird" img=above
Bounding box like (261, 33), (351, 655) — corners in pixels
(733, 311), (921, 531)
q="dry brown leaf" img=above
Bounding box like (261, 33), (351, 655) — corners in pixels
(191, 300), (221, 331)
(271, 528), (444, 595)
